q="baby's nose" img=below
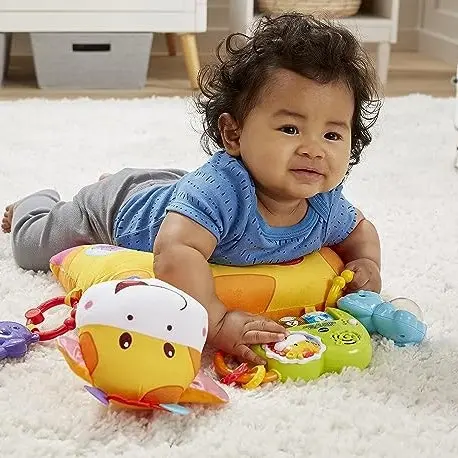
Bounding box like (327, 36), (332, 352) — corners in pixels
(298, 143), (324, 158)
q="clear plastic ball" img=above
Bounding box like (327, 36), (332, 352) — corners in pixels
(389, 297), (423, 321)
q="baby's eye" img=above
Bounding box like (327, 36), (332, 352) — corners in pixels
(324, 132), (342, 141)
(279, 125), (299, 136)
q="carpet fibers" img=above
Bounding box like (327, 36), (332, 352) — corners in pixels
(1, 95), (457, 457)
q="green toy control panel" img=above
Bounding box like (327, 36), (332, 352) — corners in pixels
(252, 307), (373, 382)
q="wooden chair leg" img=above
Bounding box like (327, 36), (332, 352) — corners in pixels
(165, 33), (177, 56)
(179, 33), (200, 90)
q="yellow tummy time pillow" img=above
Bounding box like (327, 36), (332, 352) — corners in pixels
(50, 244), (344, 320)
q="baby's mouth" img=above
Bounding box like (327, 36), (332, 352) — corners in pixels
(290, 168), (324, 181)
(292, 168), (322, 174)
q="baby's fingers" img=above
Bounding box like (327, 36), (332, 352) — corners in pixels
(352, 271), (381, 294)
(233, 344), (266, 365)
(243, 320), (287, 345)
(245, 318), (286, 335)
(346, 269), (369, 292)
(243, 329), (286, 345)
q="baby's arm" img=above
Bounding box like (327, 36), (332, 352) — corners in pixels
(153, 212), (286, 364)
(332, 209), (382, 293)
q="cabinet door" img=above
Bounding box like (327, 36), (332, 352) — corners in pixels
(421, 0), (458, 41)
(0, 0), (194, 11)
(419, 0), (458, 64)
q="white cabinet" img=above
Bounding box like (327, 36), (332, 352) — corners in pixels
(0, 0), (207, 88)
(229, 0), (400, 84)
(0, 0), (207, 32)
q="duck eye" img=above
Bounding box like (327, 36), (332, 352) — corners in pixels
(167, 325), (172, 331)
(127, 314), (134, 321)
(119, 332), (132, 350)
(163, 342), (175, 358)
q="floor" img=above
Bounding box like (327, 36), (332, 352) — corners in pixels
(0, 51), (456, 100)
(1, 94), (458, 457)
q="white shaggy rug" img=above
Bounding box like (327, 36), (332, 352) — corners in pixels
(1, 94), (457, 457)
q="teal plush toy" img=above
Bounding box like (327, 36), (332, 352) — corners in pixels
(337, 291), (427, 346)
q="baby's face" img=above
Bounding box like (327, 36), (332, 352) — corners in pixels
(234, 69), (354, 200)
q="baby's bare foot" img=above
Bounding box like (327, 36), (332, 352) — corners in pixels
(99, 173), (112, 181)
(1, 204), (14, 233)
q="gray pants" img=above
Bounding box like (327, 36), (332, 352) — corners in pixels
(11, 167), (186, 272)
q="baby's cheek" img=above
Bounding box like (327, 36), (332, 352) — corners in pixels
(332, 156), (351, 181)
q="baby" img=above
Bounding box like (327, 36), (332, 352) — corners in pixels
(2, 13), (382, 365)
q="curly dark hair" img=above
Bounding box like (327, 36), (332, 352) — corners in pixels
(195, 13), (382, 170)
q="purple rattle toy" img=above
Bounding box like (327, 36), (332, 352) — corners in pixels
(0, 321), (40, 360)
(1, 295), (78, 363)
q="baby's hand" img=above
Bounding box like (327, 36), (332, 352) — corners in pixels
(345, 258), (381, 293)
(210, 310), (287, 365)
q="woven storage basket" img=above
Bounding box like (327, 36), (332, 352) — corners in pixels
(257, 0), (362, 17)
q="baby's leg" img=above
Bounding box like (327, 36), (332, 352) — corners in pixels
(98, 173), (112, 181)
(5, 167), (188, 271)
(9, 189), (101, 271)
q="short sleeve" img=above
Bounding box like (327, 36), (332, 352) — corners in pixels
(323, 186), (357, 246)
(165, 157), (247, 242)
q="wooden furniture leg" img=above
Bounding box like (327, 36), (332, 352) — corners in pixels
(165, 33), (177, 56)
(376, 42), (391, 85)
(180, 33), (200, 90)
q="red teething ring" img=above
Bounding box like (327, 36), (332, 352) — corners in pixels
(214, 351), (279, 386)
(220, 362), (250, 385)
(25, 296), (78, 341)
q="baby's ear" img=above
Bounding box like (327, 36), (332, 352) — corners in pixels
(218, 113), (241, 157)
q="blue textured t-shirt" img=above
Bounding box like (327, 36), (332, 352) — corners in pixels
(113, 151), (357, 266)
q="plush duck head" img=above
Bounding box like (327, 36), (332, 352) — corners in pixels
(57, 278), (228, 414)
